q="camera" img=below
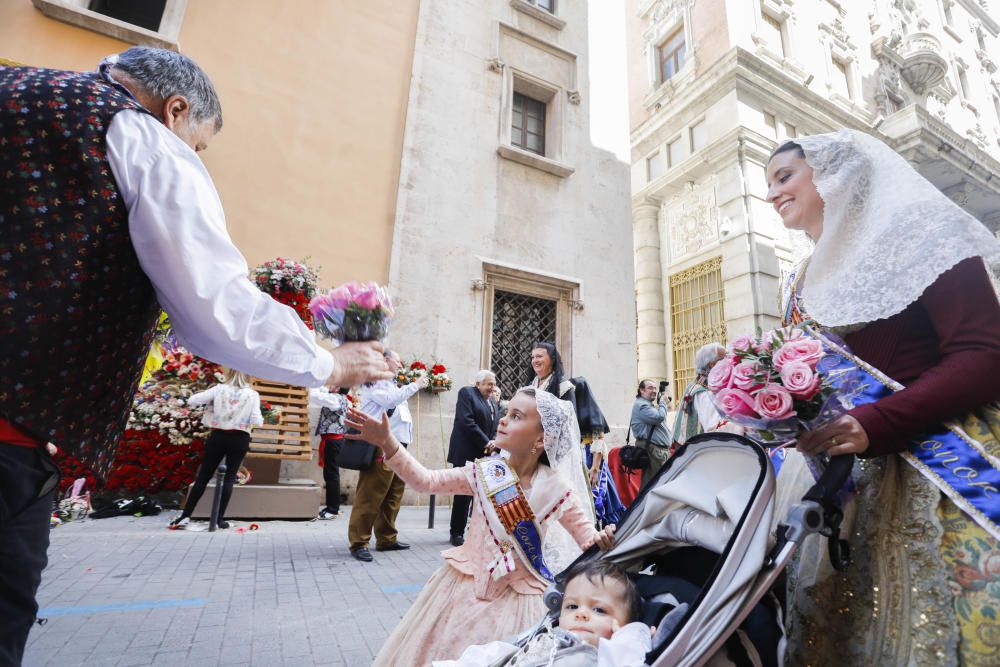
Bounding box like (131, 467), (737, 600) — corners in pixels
(658, 380), (669, 393)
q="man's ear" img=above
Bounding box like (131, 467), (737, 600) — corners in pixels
(161, 94), (190, 131)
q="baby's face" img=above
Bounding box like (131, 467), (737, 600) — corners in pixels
(558, 575), (631, 647)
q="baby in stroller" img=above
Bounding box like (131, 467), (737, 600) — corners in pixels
(436, 560), (653, 667)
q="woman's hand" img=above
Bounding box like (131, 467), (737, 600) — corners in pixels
(345, 407), (399, 458)
(795, 414), (870, 456)
(595, 524), (616, 551)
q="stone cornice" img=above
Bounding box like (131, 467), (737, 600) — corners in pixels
(957, 0), (1000, 35)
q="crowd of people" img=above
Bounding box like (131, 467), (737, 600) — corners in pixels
(4, 43), (1000, 667)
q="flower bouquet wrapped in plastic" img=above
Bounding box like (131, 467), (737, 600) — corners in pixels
(309, 281), (394, 344)
(708, 327), (859, 446)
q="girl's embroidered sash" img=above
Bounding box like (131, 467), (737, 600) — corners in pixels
(471, 458), (553, 584)
(784, 279), (1000, 540)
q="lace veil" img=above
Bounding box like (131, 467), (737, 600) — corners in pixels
(521, 387), (595, 574)
(793, 129), (1000, 328)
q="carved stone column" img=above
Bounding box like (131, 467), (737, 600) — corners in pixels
(633, 199), (668, 382)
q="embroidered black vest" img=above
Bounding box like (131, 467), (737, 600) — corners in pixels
(0, 66), (161, 478)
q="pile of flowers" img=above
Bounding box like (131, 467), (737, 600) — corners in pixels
(252, 257), (321, 328)
(310, 281), (394, 343)
(707, 328), (841, 440)
(261, 401), (282, 425)
(427, 363), (453, 391)
(156, 350), (224, 386)
(397, 360), (427, 385)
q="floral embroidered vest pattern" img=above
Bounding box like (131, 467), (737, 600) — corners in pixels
(0, 66), (161, 478)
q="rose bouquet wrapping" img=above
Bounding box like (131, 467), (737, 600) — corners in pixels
(708, 327), (855, 443)
(309, 281), (394, 344)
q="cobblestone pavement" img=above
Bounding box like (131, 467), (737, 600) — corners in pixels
(24, 506), (449, 667)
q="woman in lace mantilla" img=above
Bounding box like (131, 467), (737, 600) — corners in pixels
(767, 129), (1000, 666)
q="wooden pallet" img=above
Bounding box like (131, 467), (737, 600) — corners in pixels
(247, 379), (313, 461)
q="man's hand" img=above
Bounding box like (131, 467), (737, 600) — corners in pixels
(415, 374), (430, 389)
(328, 342), (392, 388)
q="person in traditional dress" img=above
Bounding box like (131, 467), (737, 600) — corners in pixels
(309, 384), (353, 519)
(766, 129), (1000, 665)
(0, 48), (391, 664)
(345, 387), (616, 666)
(529, 342), (625, 527)
(671, 343), (727, 448)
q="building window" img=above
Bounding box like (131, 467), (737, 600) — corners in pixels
(669, 257), (727, 403)
(528, 0), (555, 13)
(490, 290), (558, 399)
(832, 57), (852, 100)
(658, 27), (687, 83)
(647, 151), (666, 181)
(89, 0), (167, 32)
(764, 111), (778, 139)
(667, 137), (683, 168)
(33, 0), (187, 49)
(993, 95), (1000, 126)
(784, 122), (798, 138)
(512, 93), (546, 156)
(957, 67), (971, 99)
(760, 11), (786, 57)
(689, 120), (707, 152)
(942, 0), (954, 26)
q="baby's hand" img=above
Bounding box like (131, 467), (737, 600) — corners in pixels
(595, 524), (616, 551)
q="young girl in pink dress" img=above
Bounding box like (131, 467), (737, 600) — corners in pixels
(346, 386), (616, 667)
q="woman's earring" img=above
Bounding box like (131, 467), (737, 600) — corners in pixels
(530, 445), (538, 455)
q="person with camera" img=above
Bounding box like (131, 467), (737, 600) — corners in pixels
(629, 380), (672, 489)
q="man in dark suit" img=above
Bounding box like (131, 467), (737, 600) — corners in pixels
(446, 370), (500, 546)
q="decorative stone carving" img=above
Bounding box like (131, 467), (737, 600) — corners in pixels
(650, 0), (694, 24)
(569, 299), (585, 311)
(668, 190), (719, 257)
(487, 57), (505, 73)
(567, 90), (581, 105)
(945, 182), (971, 207)
(471, 279), (487, 291)
(968, 123), (988, 149)
(899, 32), (948, 94)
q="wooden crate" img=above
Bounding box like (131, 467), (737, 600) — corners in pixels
(248, 379), (313, 461)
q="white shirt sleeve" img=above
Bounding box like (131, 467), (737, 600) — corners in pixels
(693, 391), (724, 431)
(364, 380), (422, 412)
(598, 622), (652, 666)
(105, 110), (333, 388)
(186, 385), (218, 407)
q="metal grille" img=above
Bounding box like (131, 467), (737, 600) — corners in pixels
(490, 289), (557, 399)
(669, 257), (727, 402)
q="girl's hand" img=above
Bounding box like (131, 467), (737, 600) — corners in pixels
(345, 407), (392, 449)
(589, 461), (601, 487)
(595, 524), (616, 551)
(795, 414), (869, 456)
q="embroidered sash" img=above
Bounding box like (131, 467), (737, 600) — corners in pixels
(783, 277), (1000, 540)
(470, 458), (554, 584)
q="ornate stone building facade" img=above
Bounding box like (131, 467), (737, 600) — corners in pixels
(391, 0), (636, 487)
(626, 0), (1000, 399)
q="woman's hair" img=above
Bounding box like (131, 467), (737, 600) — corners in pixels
(512, 386), (550, 466)
(528, 342), (565, 398)
(768, 140), (805, 163)
(562, 560), (641, 623)
(694, 343), (727, 378)
(222, 368), (252, 388)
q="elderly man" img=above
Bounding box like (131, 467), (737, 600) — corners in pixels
(0, 48), (390, 663)
(630, 379), (672, 489)
(672, 343), (727, 446)
(445, 370), (500, 546)
(348, 350), (429, 562)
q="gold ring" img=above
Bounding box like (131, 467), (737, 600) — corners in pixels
(830, 437), (838, 447)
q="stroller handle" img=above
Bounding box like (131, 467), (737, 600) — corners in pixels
(803, 454), (854, 506)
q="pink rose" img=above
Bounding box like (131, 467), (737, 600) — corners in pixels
(707, 356), (735, 392)
(754, 384), (795, 420)
(715, 388), (759, 418)
(772, 337), (823, 371)
(779, 361), (821, 400)
(727, 334), (756, 355)
(731, 361), (765, 393)
(343, 281), (363, 297)
(327, 285), (352, 310)
(354, 285), (381, 310)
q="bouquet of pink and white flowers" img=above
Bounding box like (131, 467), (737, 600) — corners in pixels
(708, 327), (850, 442)
(309, 281), (394, 344)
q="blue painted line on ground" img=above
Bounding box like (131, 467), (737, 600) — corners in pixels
(38, 598), (207, 617)
(380, 583), (424, 594)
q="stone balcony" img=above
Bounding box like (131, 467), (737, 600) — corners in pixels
(899, 32), (948, 94)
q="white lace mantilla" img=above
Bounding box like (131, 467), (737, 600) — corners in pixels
(794, 129), (1000, 328)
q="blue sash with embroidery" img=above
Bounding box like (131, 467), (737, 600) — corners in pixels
(782, 281), (1000, 540)
(474, 458), (553, 583)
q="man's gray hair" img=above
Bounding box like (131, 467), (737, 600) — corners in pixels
(474, 369), (496, 384)
(695, 342), (726, 376)
(107, 47), (222, 130)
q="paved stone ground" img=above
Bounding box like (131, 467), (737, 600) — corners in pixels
(23, 506), (449, 667)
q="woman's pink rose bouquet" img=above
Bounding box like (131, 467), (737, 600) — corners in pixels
(309, 281), (394, 344)
(708, 328), (850, 442)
